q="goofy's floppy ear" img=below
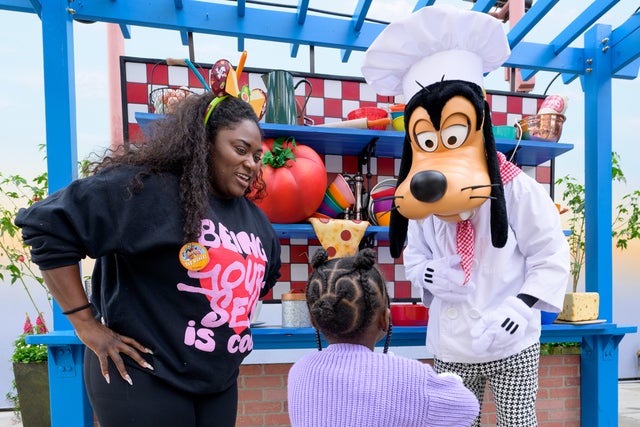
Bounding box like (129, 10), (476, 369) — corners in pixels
(389, 132), (412, 258)
(483, 101), (508, 248)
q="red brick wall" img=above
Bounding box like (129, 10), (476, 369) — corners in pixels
(237, 354), (581, 426)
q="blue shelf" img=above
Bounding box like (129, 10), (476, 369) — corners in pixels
(249, 322), (637, 350)
(273, 223), (388, 240)
(31, 323), (636, 351)
(135, 112), (573, 167)
(272, 224), (567, 241)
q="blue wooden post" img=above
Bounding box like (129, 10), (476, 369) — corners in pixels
(581, 334), (625, 427)
(39, 1), (92, 426)
(580, 23), (615, 427)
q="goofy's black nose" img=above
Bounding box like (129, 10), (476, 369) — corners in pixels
(410, 170), (447, 203)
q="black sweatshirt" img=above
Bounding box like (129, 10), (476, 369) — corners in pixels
(16, 165), (281, 393)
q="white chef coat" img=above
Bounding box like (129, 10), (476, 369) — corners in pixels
(403, 170), (570, 363)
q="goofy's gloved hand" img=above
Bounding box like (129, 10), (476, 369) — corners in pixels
(421, 255), (476, 304)
(470, 295), (535, 353)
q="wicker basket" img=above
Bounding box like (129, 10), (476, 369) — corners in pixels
(149, 87), (195, 114)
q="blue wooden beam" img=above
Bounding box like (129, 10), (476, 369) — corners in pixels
(507, 0), (559, 48)
(610, 12), (640, 75)
(289, 0), (310, 59)
(507, 42), (584, 74)
(28, 0), (39, 16)
(510, 0), (560, 81)
(551, 0), (619, 55)
(613, 58), (640, 80)
(0, 0), (35, 13)
(583, 23), (614, 328)
(290, 43), (300, 58)
(470, 0), (498, 13)
(180, 30), (189, 45)
(237, 0), (245, 18)
(42, 4), (78, 194)
(412, 0), (436, 12)
(119, 23), (131, 39)
(174, 0), (183, 9)
(352, 0), (372, 32)
(40, 2), (92, 425)
(297, 0), (309, 24)
(581, 334), (625, 426)
(64, 0), (386, 51)
(340, 0), (373, 62)
(561, 72), (579, 85)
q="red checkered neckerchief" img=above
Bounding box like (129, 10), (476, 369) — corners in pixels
(497, 151), (521, 184)
(456, 151), (521, 283)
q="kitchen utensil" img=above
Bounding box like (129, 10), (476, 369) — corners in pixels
(315, 117), (390, 129)
(327, 189), (352, 211)
(392, 116), (405, 131)
(317, 194), (344, 218)
(166, 57), (211, 91)
(327, 175), (355, 208)
(347, 107), (389, 130)
(390, 304), (429, 326)
(262, 70), (312, 125)
(367, 179), (397, 225)
(492, 125), (517, 139)
(516, 114), (566, 142)
(390, 104), (405, 129)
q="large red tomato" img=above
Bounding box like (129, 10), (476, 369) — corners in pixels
(253, 137), (327, 223)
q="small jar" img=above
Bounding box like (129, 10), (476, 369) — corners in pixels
(281, 292), (312, 328)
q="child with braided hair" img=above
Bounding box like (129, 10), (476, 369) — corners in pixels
(287, 248), (479, 427)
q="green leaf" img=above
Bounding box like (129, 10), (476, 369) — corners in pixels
(261, 136), (297, 169)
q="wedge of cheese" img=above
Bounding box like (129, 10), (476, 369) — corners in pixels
(308, 218), (369, 259)
(557, 292), (599, 322)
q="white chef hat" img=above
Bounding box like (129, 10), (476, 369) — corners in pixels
(361, 4), (511, 101)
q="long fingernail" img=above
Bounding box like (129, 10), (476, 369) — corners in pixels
(125, 375), (133, 386)
(145, 348), (154, 354)
(104, 374), (110, 384)
(144, 362), (154, 371)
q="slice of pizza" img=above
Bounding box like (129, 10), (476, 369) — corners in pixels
(308, 218), (370, 259)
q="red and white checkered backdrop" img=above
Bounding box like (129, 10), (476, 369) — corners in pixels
(120, 56), (549, 301)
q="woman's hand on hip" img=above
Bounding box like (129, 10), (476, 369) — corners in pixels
(74, 318), (154, 385)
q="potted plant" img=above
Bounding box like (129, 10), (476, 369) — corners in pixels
(7, 314), (51, 427)
(555, 151), (640, 321)
(1, 167), (52, 426)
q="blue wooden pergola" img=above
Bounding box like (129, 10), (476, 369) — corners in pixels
(0, 1), (638, 426)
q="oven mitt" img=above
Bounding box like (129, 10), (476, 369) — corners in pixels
(421, 255), (476, 303)
(470, 296), (535, 353)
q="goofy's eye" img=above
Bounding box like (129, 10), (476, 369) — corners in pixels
(415, 131), (438, 152)
(440, 124), (469, 149)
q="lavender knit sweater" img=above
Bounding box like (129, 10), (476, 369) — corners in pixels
(287, 343), (479, 426)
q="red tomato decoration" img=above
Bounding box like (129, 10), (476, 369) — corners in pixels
(253, 137), (327, 223)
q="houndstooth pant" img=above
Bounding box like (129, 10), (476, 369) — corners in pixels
(434, 343), (540, 427)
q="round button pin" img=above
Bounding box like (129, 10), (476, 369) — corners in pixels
(179, 242), (210, 271)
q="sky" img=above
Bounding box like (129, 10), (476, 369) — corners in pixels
(0, 0), (639, 388)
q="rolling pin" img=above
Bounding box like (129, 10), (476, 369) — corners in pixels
(315, 117), (391, 129)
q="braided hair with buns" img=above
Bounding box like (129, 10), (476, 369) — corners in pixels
(306, 248), (392, 353)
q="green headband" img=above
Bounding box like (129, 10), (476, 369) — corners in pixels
(203, 95), (230, 126)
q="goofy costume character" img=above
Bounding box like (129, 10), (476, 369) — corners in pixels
(362, 5), (570, 426)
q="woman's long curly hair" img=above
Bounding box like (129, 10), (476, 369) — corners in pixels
(307, 248), (392, 352)
(88, 93), (267, 243)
